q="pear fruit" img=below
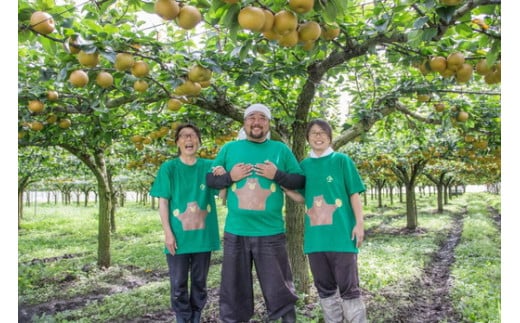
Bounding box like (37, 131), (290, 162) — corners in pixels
(96, 71), (114, 88)
(298, 21), (321, 42)
(238, 6), (265, 32)
(131, 61), (150, 78)
(289, 0), (314, 14)
(115, 53), (135, 71)
(69, 70), (89, 87)
(77, 50), (99, 68)
(28, 100), (44, 113)
(154, 0), (180, 20)
(273, 10), (298, 36)
(30, 11), (55, 35)
(176, 5), (202, 30)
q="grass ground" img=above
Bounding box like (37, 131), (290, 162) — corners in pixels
(18, 192), (501, 322)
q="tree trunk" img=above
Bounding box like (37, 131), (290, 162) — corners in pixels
(97, 180), (112, 268)
(25, 192), (30, 207)
(18, 189), (24, 229)
(377, 185), (383, 208)
(288, 118), (311, 296)
(61, 145), (113, 268)
(119, 191), (125, 207)
(110, 190), (117, 233)
(405, 183), (417, 229)
(436, 182), (443, 213)
(285, 199), (310, 297)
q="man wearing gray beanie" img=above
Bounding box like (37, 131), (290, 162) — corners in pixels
(206, 103), (305, 323)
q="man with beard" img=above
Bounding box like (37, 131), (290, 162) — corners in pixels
(206, 104), (305, 323)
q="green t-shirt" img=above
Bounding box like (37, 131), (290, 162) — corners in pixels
(212, 139), (304, 236)
(300, 152), (365, 254)
(149, 158), (220, 255)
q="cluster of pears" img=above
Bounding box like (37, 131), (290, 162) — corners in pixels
(25, 12), (73, 132)
(198, 145), (220, 159)
(68, 37), (212, 101)
(419, 52), (473, 83)
(126, 152), (168, 170)
(236, 0), (339, 50)
(474, 59), (501, 85)
(130, 124), (175, 151)
(161, 64), (213, 113)
(415, 93), (470, 123)
(463, 134), (489, 151)
(69, 49), (151, 93)
(22, 90), (71, 133)
(154, 0), (202, 30)
(173, 64), (213, 99)
(418, 52), (501, 85)
(199, 129), (239, 158)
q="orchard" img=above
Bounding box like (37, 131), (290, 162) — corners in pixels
(18, 0), (501, 299)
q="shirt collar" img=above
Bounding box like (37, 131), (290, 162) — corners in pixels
(309, 147), (334, 158)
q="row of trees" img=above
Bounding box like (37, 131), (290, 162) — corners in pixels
(18, 0), (501, 293)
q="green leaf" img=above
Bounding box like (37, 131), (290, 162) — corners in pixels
(374, 17), (390, 33)
(436, 6), (456, 23)
(413, 17), (430, 29)
(322, 1), (338, 24)
(196, 0), (212, 9)
(487, 39), (501, 64)
(421, 28), (438, 41)
(141, 2), (155, 14)
(407, 30), (423, 47)
(220, 4), (239, 29)
(454, 23), (473, 38)
(330, 0), (348, 19)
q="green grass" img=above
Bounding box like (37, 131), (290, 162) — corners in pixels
(449, 194), (501, 323)
(18, 192), (501, 322)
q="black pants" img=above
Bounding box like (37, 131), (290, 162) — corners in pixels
(308, 252), (361, 300)
(219, 233), (298, 322)
(166, 252), (211, 320)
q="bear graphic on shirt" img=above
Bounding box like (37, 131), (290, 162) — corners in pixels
(234, 178), (272, 210)
(175, 201), (208, 231)
(306, 195), (338, 226)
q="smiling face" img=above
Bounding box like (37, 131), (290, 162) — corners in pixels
(244, 111), (270, 142)
(307, 124), (331, 155)
(176, 126), (201, 157)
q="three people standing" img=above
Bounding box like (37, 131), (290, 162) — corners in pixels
(150, 108), (366, 322)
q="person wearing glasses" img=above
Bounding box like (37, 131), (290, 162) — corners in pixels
(206, 104), (305, 323)
(284, 119), (367, 323)
(149, 123), (220, 323)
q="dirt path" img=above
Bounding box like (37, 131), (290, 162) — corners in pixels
(20, 208), (486, 322)
(394, 213), (464, 322)
(18, 267), (169, 322)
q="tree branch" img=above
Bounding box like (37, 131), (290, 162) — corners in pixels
(394, 102), (441, 125)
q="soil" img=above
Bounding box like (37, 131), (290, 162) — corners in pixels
(18, 206), (501, 323)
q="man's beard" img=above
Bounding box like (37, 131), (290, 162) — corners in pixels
(247, 127), (266, 140)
